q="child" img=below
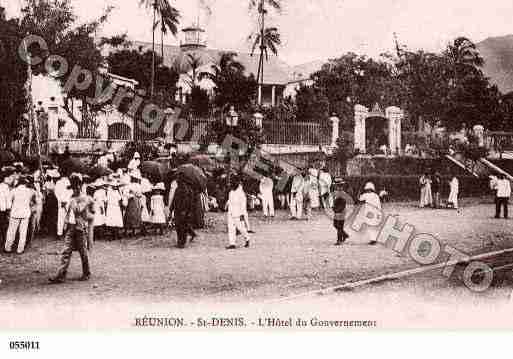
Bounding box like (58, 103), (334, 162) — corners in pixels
(49, 176), (94, 283)
(333, 178), (350, 246)
(124, 173), (143, 237)
(225, 177), (250, 250)
(150, 182), (167, 235)
(105, 180), (123, 240)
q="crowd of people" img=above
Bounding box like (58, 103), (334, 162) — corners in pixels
(8, 146), (510, 284)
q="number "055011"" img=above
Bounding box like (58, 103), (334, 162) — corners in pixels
(9, 341), (40, 350)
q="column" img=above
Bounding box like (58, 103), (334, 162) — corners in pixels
(386, 106), (404, 155)
(271, 85), (276, 106)
(47, 106), (59, 140)
(330, 116), (340, 147)
(258, 85), (262, 105)
(388, 117), (396, 153)
(354, 105), (369, 153)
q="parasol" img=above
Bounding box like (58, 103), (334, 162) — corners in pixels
(61, 157), (88, 174)
(176, 163), (207, 192)
(140, 161), (166, 182)
(190, 154), (218, 172)
(89, 166), (113, 179)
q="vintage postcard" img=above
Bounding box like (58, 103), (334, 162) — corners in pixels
(2, 1), (513, 350)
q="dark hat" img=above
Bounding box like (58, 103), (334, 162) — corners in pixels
(334, 177), (345, 185)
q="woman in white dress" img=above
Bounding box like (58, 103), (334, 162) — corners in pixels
(150, 183), (167, 234)
(105, 181), (124, 240)
(448, 176), (459, 209)
(92, 180), (107, 240)
(419, 173), (433, 208)
(140, 177), (152, 235)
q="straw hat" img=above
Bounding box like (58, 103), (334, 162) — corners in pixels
(46, 169), (60, 178)
(364, 182), (376, 191)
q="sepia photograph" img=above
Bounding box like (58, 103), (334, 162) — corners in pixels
(2, 0), (513, 348)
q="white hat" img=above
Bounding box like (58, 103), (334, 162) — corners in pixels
(154, 182), (165, 191)
(364, 182), (376, 191)
(133, 152), (141, 159)
(47, 169), (60, 178)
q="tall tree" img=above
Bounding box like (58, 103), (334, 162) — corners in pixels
(139, 0), (180, 99)
(20, 0), (115, 138)
(0, 8), (29, 149)
(107, 48), (179, 107)
(248, 26), (281, 59)
(248, 0), (282, 104)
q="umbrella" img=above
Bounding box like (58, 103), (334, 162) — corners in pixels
(61, 157), (87, 174)
(89, 166), (113, 179)
(0, 150), (16, 165)
(21, 155), (54, 170)
(140, 161), (166, 182)
(190, 154), (218, 172)
(176, 164), (207, 192)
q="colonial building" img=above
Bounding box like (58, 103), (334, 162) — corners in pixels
(133, 24), (291, 107)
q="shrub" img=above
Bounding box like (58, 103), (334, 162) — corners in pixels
(343, 175), (489, 202)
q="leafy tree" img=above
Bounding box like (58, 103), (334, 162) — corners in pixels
(106, 48), (179, 107)
(20, 0), (116, 138)
(0, 7), (29, 149)
(199, 52), (257, 112)
(189, 86), (210, 117)
(294, 84), (329, 123)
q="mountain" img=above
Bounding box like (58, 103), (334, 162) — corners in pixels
(477, 35), (513, 94)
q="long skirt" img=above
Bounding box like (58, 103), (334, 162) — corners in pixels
(42, 192), (58, 235)
(419, 186), (433, 208)
(192, 193), (205, 229)
(124, 197), (142, 229)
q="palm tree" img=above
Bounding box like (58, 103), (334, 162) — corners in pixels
(199, 52), (245, 82)
(154, 2), (180, 59)
(139, 0), (180, 99)
(248, 26), (281, 60)
(248, 0), (282, 105)
(249, 0), (281, 11)
(445, 37), (484, 68)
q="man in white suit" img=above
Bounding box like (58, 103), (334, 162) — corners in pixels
(259, 175), (275, 218)
(54, 175), (72, 239)
(290, 172), (304, 220)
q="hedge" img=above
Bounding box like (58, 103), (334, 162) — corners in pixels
(343, 175), (490, 202)
(343, 156), (472, 177)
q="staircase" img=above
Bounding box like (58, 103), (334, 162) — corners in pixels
(445, 153), (513, 181)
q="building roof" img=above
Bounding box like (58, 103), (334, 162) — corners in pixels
(132, 41), (292, 85)
(288, 60), (325, 83)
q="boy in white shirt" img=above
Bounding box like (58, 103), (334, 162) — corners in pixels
(225, 178), (250, 250)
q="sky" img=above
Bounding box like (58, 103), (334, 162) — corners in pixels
(4, 0), (513, 65)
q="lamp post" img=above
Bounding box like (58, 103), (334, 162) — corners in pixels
(225, 105), (239, 188)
